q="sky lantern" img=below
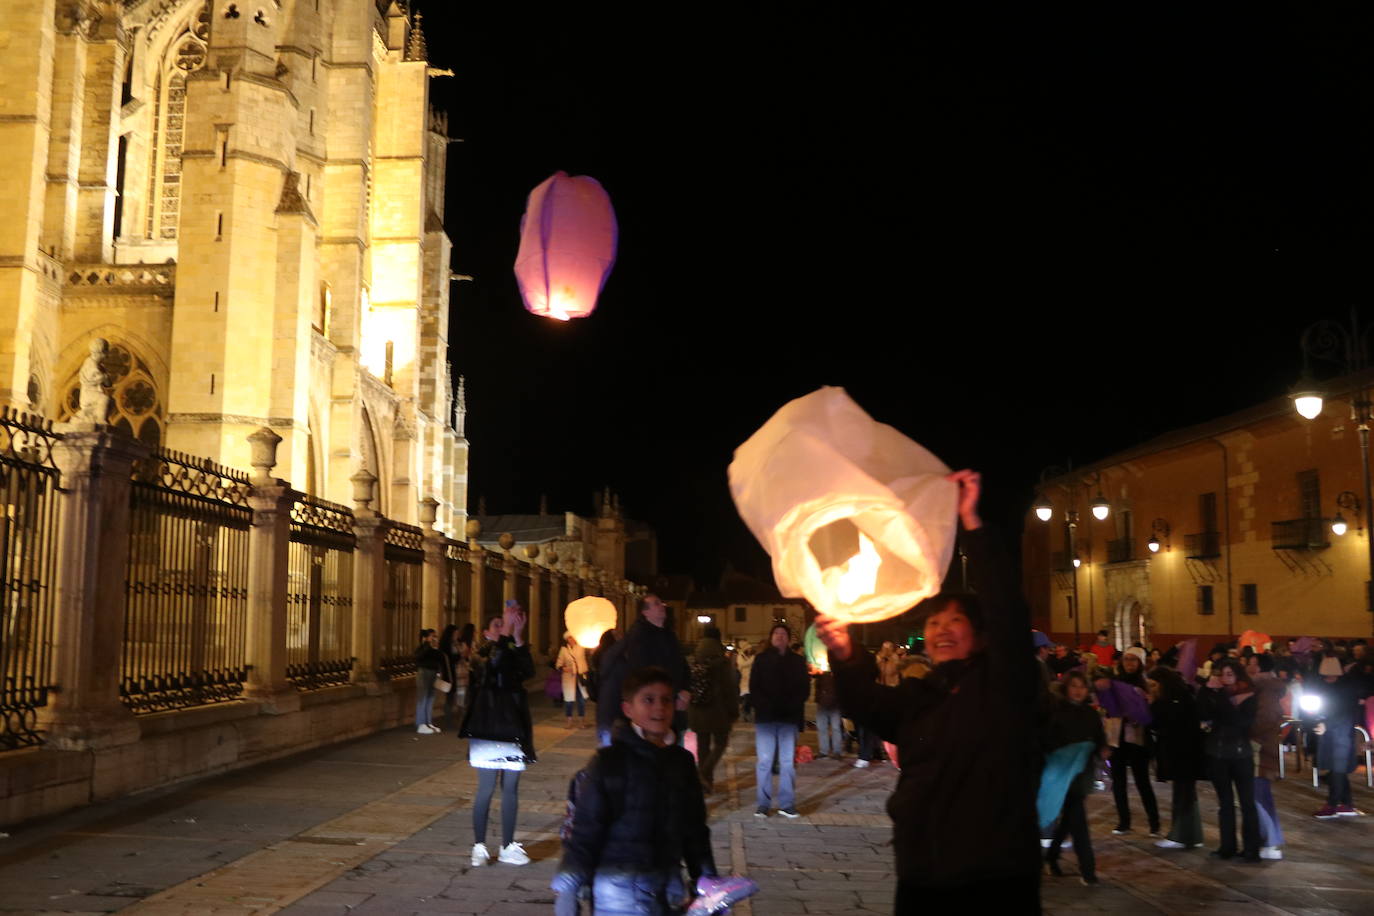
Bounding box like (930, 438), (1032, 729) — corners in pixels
(728, 387), (959, 625)
(564, 595), (617, 649)
(513, 171), (618, 321)
(803, 623), (830, 672)
(1238, 629), (1272, 653)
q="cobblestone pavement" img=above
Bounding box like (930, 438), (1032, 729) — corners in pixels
(1, 696), (1371, 915)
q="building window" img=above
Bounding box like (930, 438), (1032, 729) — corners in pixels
(734, 606), (746, 623)
(145, 10), (209, 240)
(1297, 469), (1321, 519)
(1240, 583), (1258, 615)
(1197, 585), (1214, 616)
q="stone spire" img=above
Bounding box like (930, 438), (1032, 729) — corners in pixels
(405, 10), (428, 61)
(453, 375), (466, 437)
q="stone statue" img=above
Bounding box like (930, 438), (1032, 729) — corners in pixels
(77, 338), (111, 423)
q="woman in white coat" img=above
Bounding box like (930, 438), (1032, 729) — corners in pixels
(556, 631), (590, 729)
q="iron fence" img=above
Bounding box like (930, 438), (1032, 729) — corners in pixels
(379, 522), (423, 677)
(444, 540), (471, 626)
(287, 495), (356, 689)
(122, 449), (252, 713)
(0, 409), (62, 751)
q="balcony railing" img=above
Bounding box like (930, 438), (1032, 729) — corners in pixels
(1272, 517), (1330, 551)
(1050, 551), (1075, 573)
(1106, 537), (1134, 564)
(1184, 531), (1221, 559)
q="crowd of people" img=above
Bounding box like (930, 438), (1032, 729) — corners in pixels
(404, 471), (1373, 914)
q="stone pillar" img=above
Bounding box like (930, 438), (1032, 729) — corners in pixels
(242, 428), (302, 714)
(468, 519), (486, 628)
(525, 544), (543, 660)
(547, 566), (564, 658)
(419, 497), (445, 626)
(499, 533), (516, 604)
(350, 469), (385, 690)
(40, 422), (143, 750)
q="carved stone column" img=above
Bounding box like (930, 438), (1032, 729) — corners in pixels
(546, 562), (564, 658)
(350, 469), (386, 691)
(419, 497), (446, 626)
(242, 428), (301, 714)
(524, 544), (543, 660)
(467, 519), (486, 628)
(40, 421), (143, 750)
(500, 532), (517, 604)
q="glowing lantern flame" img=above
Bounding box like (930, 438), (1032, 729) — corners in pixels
(834, 532), (881, 605)
(513, 172), (618, 321)
(564, 595), (617, 649)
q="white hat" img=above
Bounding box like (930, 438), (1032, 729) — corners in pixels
(1319, 656), (1344, 678)
(1124, 647), (1147, 665)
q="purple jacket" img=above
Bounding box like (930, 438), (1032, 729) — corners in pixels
(1094, 679), (1153, 726)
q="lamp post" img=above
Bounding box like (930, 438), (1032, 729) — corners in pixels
(1291, 308), (1374, 636)
(1033, 466), (1110, 647)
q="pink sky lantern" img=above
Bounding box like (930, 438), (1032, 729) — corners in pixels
(513, 171), (618, 321)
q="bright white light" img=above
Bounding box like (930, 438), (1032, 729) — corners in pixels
(1035, 506), (1053, 522)
(1072, 556), (1082, 569)
(1147, 538), (1160, 553)
(1092, 503), (1110, 521)
(1300, 693), (1323, 714)
(1294, 395), (1324, 420)
(696, 615), (712, 624)
(1332, 517), (1349, 537)
(836, 532), (882, 605)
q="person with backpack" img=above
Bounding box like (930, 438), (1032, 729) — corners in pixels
(553, 666), (757, 915)
(750, 623), (810, 818)
(688, 625), (739, 793)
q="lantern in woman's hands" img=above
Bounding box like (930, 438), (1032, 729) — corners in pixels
(728, 387), (958, 624)
(803, 623), (829, 672)
(513, 171), (617, 321)
(564, 595), (617, 649)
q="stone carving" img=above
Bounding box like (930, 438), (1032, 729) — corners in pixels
(77, 338), (112, 423)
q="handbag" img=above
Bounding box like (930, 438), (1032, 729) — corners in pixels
(458, 685), (525, 744)
(434, 677), (452, 694)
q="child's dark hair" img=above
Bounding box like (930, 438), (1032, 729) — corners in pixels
(622, 665), (674, 700)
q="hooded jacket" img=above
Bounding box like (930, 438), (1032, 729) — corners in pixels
(555, 722), (716, 891)
(463, 635), (536, 759)
(833, 527), (1045, 888)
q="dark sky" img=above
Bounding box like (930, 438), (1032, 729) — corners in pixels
(414, 5), (1372, 585)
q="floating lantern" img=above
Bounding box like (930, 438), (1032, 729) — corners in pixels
(803, 623), (829, 672)
(1238, 629), (1271, 653)
(513, 171), (617, 321)
(564, 595), (617, 649)
(728, 387), (958, 624)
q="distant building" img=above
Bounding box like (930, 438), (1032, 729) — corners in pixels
(673, 568), (809, 650)
(1023, 370), (1374, 648)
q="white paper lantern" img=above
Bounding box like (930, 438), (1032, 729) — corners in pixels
(728, 387), (958, 624)
(564, 595), (618, 649)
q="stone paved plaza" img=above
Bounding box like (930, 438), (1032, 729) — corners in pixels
(1, 696), (1371, 915)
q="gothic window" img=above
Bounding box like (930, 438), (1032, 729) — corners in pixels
(59, 343), (164, 447)
(145, 8), (209, 240)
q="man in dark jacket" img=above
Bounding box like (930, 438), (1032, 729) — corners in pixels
(596, 594), (691, 746)
(688, 626), (739, 792)
(749, 623), (810, 818)
(816, 470), (1046, 912)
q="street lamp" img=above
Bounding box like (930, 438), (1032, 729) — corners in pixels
(1147, 518), (1170, 554)
(1034, 466), (1110, 645)
(1332, 491), (1361, 537)
(696, 614), (712, 625)
(1292, 309), (1374, 633)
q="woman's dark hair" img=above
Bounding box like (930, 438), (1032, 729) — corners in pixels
(439, 624), (459, 652)
(622, 665), (674, 700)
(457, 622), (475, 647)
(598, 629), (618, 650)
(1215, 659), (1254, 692)
(1063, 671), (1090, 692)
(1147, 666), (1190, 701)
(417, 627), (435, 641)
(485, 615), (503, 634)
(912, 592), (985, 634)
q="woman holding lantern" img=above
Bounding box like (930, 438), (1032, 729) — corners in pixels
(816, 471), (1046, 912)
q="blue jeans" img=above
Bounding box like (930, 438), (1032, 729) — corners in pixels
(816, 707), (843, 757)
(755, 721), (797, 811)
(564, 693), (586, 718)
(415, 667), (437, 726)
(591, 870), (675, 915)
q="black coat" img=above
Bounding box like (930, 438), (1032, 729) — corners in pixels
(556, 722), (715, 890)
(462, 635), (536, 759)
(1196, 689), (1256, 761)
(1149, 692), (1205, 782)
(1045, 697), (1106, 796)
(833, 527), (1045, 888)
(595, 618), (691, 733)
(748, 648), (810, 727)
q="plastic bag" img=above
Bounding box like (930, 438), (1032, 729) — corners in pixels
(728, 387), (958, 623)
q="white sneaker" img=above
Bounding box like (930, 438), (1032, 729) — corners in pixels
(498, 842), (530, 865)
(1155, 839), (1186, 849)
(1259, 846), (1283, 860)
(470, 842), (490, 867)
(429, 724), (441, 733)
(416, 724), (436, 734)
(853, 759), (870, 769)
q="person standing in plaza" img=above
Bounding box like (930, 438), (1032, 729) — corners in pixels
(460, 601), (535, 867)
(688, 625), (738, 793)
(1246, 652), (1288, 857)
(737, 644), (756, 723)
(1310, 655), (1366, 819)
(817, 470), (1046, 912)
(1044, 671), (1107, 885)
(1096, 648), (1160, 837)
(595, 594), (692, 747)
(414, 628), (446, 735)
(750, 623), (809, 818)
(1087, 629), (1116, 668)
(556, 631), (591, 729)
(812, 663), (843, 759)
(1146, 666), (1205, 851)
(1196, 660), (1260, 861)
(440, 623), (474, 730)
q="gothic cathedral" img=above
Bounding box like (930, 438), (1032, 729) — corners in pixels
(0, 0), (467, 535)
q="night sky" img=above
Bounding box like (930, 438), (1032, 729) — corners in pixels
(415, 6), (1371, 585)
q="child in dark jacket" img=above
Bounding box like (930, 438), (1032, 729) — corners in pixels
(555, 666), (753, 915)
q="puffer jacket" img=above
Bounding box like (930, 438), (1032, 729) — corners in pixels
(687, 636), (739, 734)
(555, 722), (715, 893)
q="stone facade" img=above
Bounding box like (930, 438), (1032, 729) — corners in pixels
(0, 0), (467, 535)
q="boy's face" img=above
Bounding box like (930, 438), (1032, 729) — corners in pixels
(622, 682), (675, 742)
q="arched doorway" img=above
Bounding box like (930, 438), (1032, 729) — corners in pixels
(1114, 598), (1146, 650)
